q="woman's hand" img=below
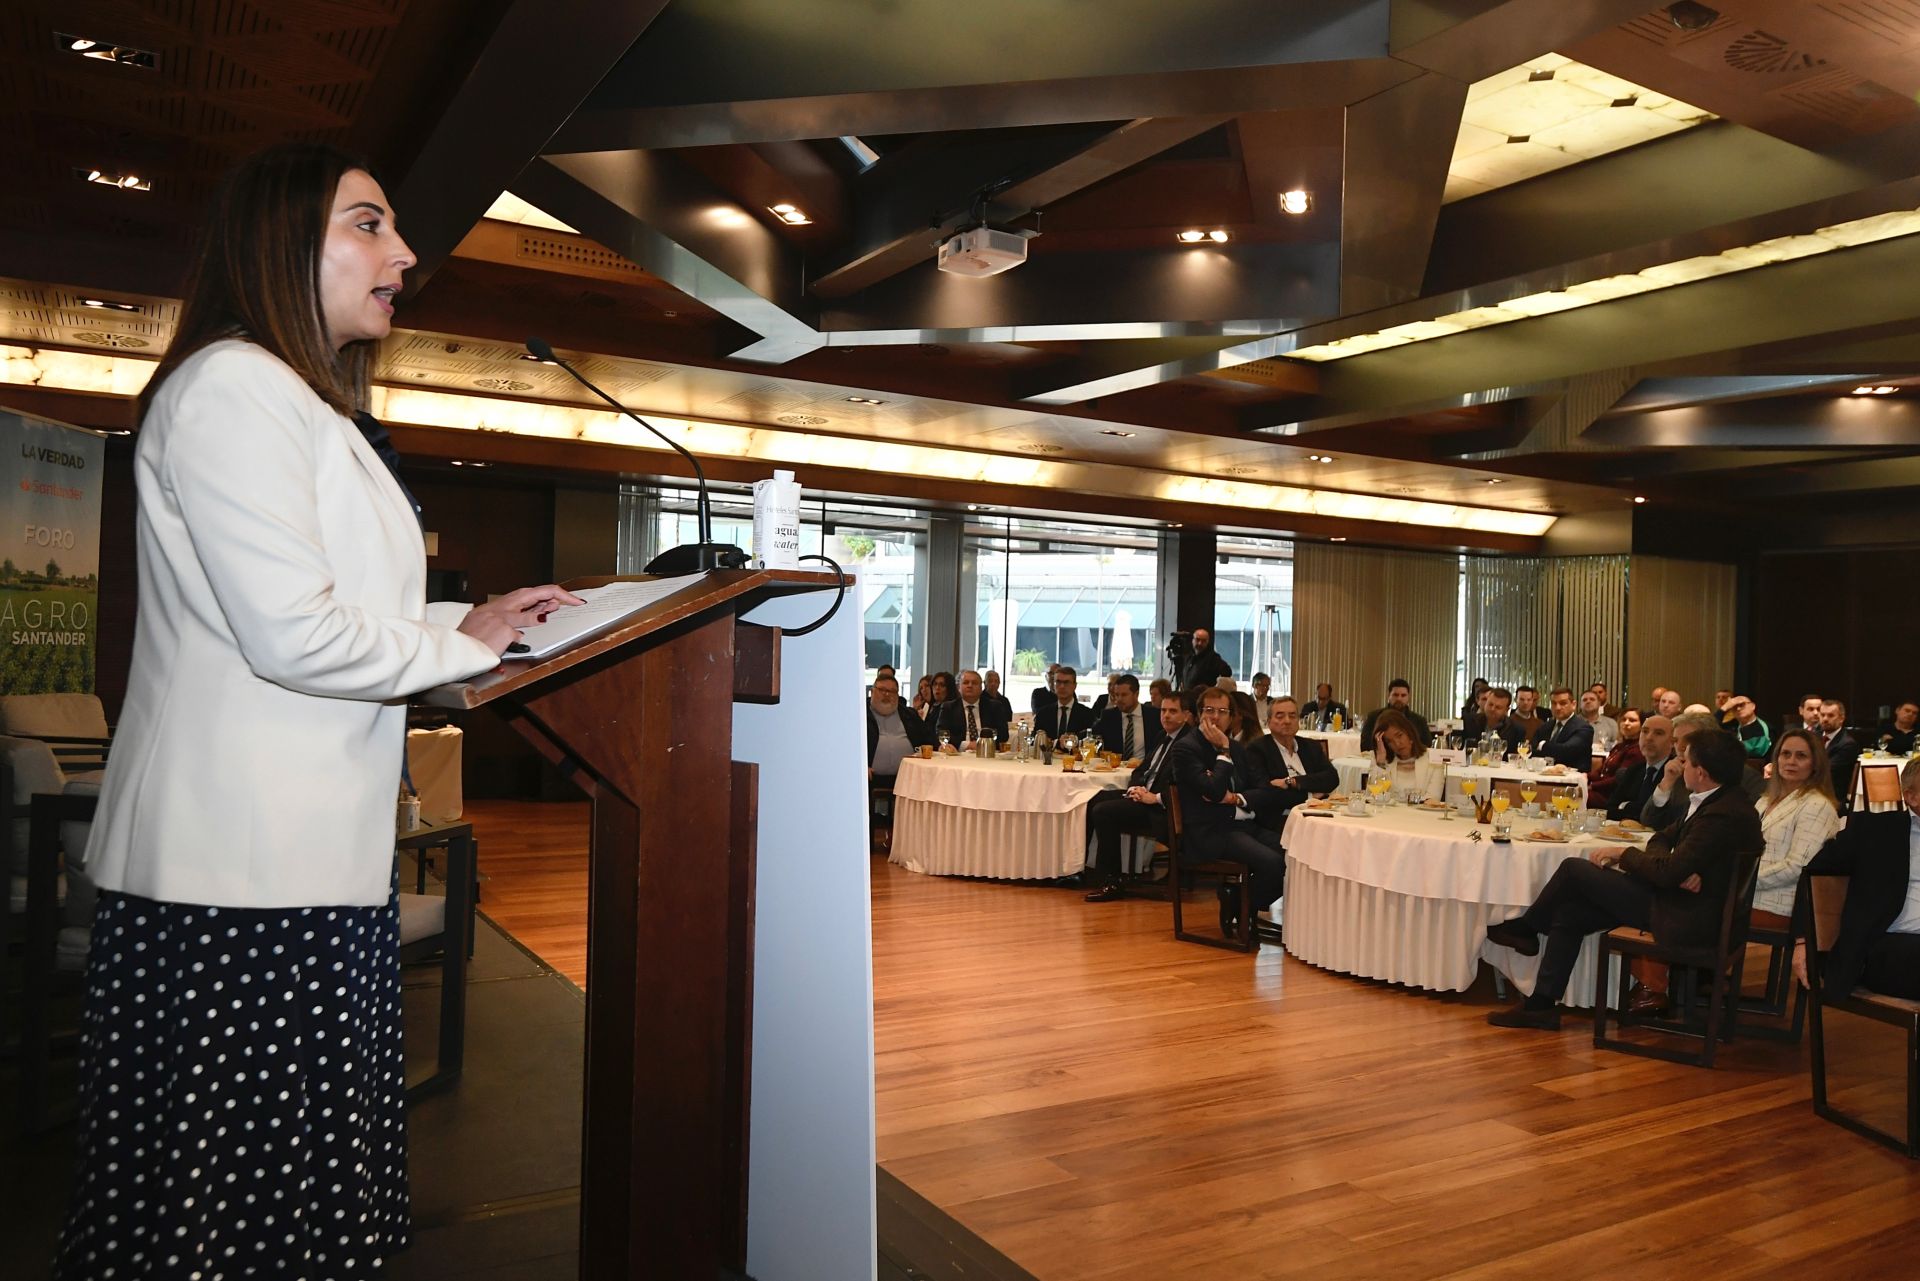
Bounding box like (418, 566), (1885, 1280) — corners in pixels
(457, 584), (586, 656)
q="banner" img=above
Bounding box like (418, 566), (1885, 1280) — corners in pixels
(1, 408), (105, 693)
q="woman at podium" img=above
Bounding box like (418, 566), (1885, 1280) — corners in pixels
(54, 143), (579, 1277)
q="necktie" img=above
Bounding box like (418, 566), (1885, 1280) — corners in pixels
(1145, 737), (1170, 786)
(1123, 712), (1136, 757)
(967, 703), (979, 741)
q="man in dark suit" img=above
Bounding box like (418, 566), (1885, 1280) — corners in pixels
(1608, 714), (1673, 823)
(1176, 626), (1232, 691)
(981, 669), (1015, 725)
(1359, 678), (1432, 753)
(940, 669), (1011, 746)
(1247, 696), (1339, 837)
(1034, 665), (1095, 741)
(1094, 673), (1162, 763)
(1801, 758), (1920, 998)
(1471, 687), (1526, 755)
(1083, 691), (1192, 902)
(1643, 712), (1766, 829)
(1173, 686), (1283, 938)
(1816, 699), (1861, 804)
(1031, 663), (1060, 715)
(1531, 686), (1596, 768)
(1302, 683), (1351, 732)
(1485, 731), (1761, 1029)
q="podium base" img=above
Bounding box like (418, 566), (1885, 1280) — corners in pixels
(646, 541), (750, 575)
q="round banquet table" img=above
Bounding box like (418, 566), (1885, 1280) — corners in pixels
(1278, 803), (1638, 1007)
(888, 753), (1127, 879)
(1330, 756), (1589, 807)
(1300, 728), (1361, 760)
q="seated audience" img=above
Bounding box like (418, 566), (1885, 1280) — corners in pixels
(1461, 677), (1491, 720)
(866, 675), (936, 845)
(1751, 730), (1840, 930)
(1094, 673), (1163, 762)
(1083, 691), (1192, 902)
(1714, 689), (1734, 722)
(1250, 672), (1272, 725)
(1174, 687), (1283, 938)
(1587, 707), (1643, 810)
(940, 669), (1011, 745)
(1034, 665), (1095, 741)
(1655, 688), (1682, 720)
(1531, 686), (1596, 768)
(1580, 689), (1621, 748)
(1589, 681), (1621, 719)
(1726, 695), (1771, 759)
(1248, 697), (1340, 836)
(1228, 690), (1263, 746)
(1644, 685), (1667, 718)
(1470, 687), (1527, 755)
(1786, 692), (1823, 735)
(1360, 679), (1432, 754)
(1032, 663), (1061, 714)
(1878, 700), (1919, 754)
(1796, 757), (1920, 999)
(1148, 677), (1173, 708)
(1371, 709), (1445, 799)
(873, 663), (896, 688)
(1302, 683), (1351, 731)
(910, 674), (936, 722)
(1608, 714), (1673, 822)
(981, 669), (1014, 724)
(1815, 699), (1860, 801)
(1485, 732), (1759, 1029)
(1513, 685), (1544, 740)
(1643, 711), (1766, 829)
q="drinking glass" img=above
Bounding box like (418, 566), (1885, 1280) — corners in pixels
(1520, 784), (1538, 816)
(1490, 794), (1510, 817)
(937, 728), (951, 751)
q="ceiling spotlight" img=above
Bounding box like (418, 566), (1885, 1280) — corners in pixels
(79, 298), (141, 312)
(1208, 229), (1229, 243)
(1851, 385), (1898, 395)
(844, 395), (886, 405)
(1176, 230), (1207, 243)
(1484, 478), (1505, 485)
(449, 460), (492, 469)
(57, 33), (156, 67)
(965, 503), (995, 512)
(77, 167), (149, 191)
(1666, 2), (1719, 32)
(1632, 496), (1648, 504)
(768, 202), (812, 226)
(1330, 536), (1348, 542)
(1306, 453), (1334, 463)
(1099, 428), (1136, 437)
(1278, 190), (1313, 215)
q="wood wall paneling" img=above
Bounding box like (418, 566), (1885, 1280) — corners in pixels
(1752, 548), (1920, 729)
(1625, 554), (1738, 712)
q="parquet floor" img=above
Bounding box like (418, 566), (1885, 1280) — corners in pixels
(465, 799), (1920, 1279)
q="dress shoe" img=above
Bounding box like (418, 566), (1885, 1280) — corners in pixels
(1484, 918), (1540, 956)
(1486, 1004), (1561, 1031)
(1626, 986), (1670, 1017)
(1217, 887), (1240, 938)
(1083, 884), (1124, 903)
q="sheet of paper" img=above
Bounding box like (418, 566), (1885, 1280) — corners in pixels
(508, 574), (710, 659)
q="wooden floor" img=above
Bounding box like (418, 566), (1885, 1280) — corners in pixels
(465, 799), (1920, 1279)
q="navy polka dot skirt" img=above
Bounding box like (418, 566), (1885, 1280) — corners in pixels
(55, 882), (411, 1279)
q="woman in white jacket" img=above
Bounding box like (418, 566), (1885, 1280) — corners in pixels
(56, 144), (578, 1278)
(1751, 729), (1840, 926)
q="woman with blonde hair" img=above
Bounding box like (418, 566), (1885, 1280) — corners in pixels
(1751, 728), (1841, 926)
(1370, 708), (1445, 799)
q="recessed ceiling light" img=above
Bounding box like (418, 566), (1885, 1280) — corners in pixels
(1176, 230), (1206, 243)
(1851, 384), (1897, 395)
(1306, 454), (1334, 463)
(56, 32), (156, 67)
(1330, 536), (1348, 542)
(77, 167), (149, 191)
(517, 352), (549, 362)
(965, 503), (995, 512)
(1177, 229), (1229, 244)
(1484, 477), (1505, 484)
(1632, 495), (1647, 504)
(768, 203), (812, 226)
(1279, 190), (1313, 215)
(1208, 229), (1229, 243)
(1099, 428), (1136, 437)
(844, 395), (886, 405)
(79, 298), (141, 312)
(449, 460), (492, 469)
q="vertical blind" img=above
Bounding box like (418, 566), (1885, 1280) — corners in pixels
(1462, 555), (1628, 696)
(1291, 544), (1459, 719)
(1625, 555), (1738, 709)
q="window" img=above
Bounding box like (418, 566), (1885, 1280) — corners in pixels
(1214, 535), (1294, 695)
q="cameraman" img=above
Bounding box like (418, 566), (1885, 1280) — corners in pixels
(1176, 626), (1231, 690)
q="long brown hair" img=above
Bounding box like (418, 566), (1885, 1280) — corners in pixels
(1765, 728), (1838, 810)
(138, 143), (375, 421)
(1374, 708), (1426, 759)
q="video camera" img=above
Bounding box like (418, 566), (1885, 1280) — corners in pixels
(1165, 631), (1193, 672)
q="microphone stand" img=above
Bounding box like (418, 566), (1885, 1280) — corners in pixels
(525, 337), (747, 575)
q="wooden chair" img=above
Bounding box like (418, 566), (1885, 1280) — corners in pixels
(396, 820), (477, 1104)
(1852, 762), (1904, 814)
(1736, 908), (1807, 1044)
(1592, 846), (1762, 1068)
(1806, 872), (1920, 1157)
(1166, 790), (1257, 954)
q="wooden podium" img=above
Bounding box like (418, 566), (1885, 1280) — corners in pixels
(427, 568), (848, 1279)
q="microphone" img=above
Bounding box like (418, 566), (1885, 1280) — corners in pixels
(526, 337), (747, 575)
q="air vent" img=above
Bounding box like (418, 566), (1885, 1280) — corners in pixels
(1724, 29), (1824, 74)
(515, 231), (645, 275)
(1385, 486), (1424, 495)
(1018, 443), (1066, 454)
(473, 377), (534, 392)
(776, 414), (829, 426)
(1221, 466), (1258, 476)
(72, 331), (148, 347)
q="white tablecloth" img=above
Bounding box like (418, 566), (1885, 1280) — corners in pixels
(1300, 729), (1361, 760)
(405, 726), (464, 824)
(1330, 756), (1588, 806)
(1279, 805), (1634, 1007)
(889, 754), (1126, 879)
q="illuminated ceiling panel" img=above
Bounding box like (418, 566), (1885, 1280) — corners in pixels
(1444, 54), (1717, 203)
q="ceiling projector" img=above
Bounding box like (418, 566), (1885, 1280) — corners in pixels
(937, 225), (1028, 277)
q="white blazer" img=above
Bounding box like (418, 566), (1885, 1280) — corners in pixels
(86, 341), (499, 908)
(1751, 787), (1840, 918)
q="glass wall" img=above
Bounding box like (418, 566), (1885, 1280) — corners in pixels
(968, 519), (1158, 714)
(1215, 535), (1295, 695)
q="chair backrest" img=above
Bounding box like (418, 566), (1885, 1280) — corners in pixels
(1807, 873), (1848, 954)
(1857, 762), (1903, 811)
(0, 694), (108, 742)
(1711, 846), (1765, 966)
(1164, 786), (1185, 857)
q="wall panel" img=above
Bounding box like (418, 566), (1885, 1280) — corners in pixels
(1292, 544), (1458, 721)
(1625, 555), (1738, 712)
